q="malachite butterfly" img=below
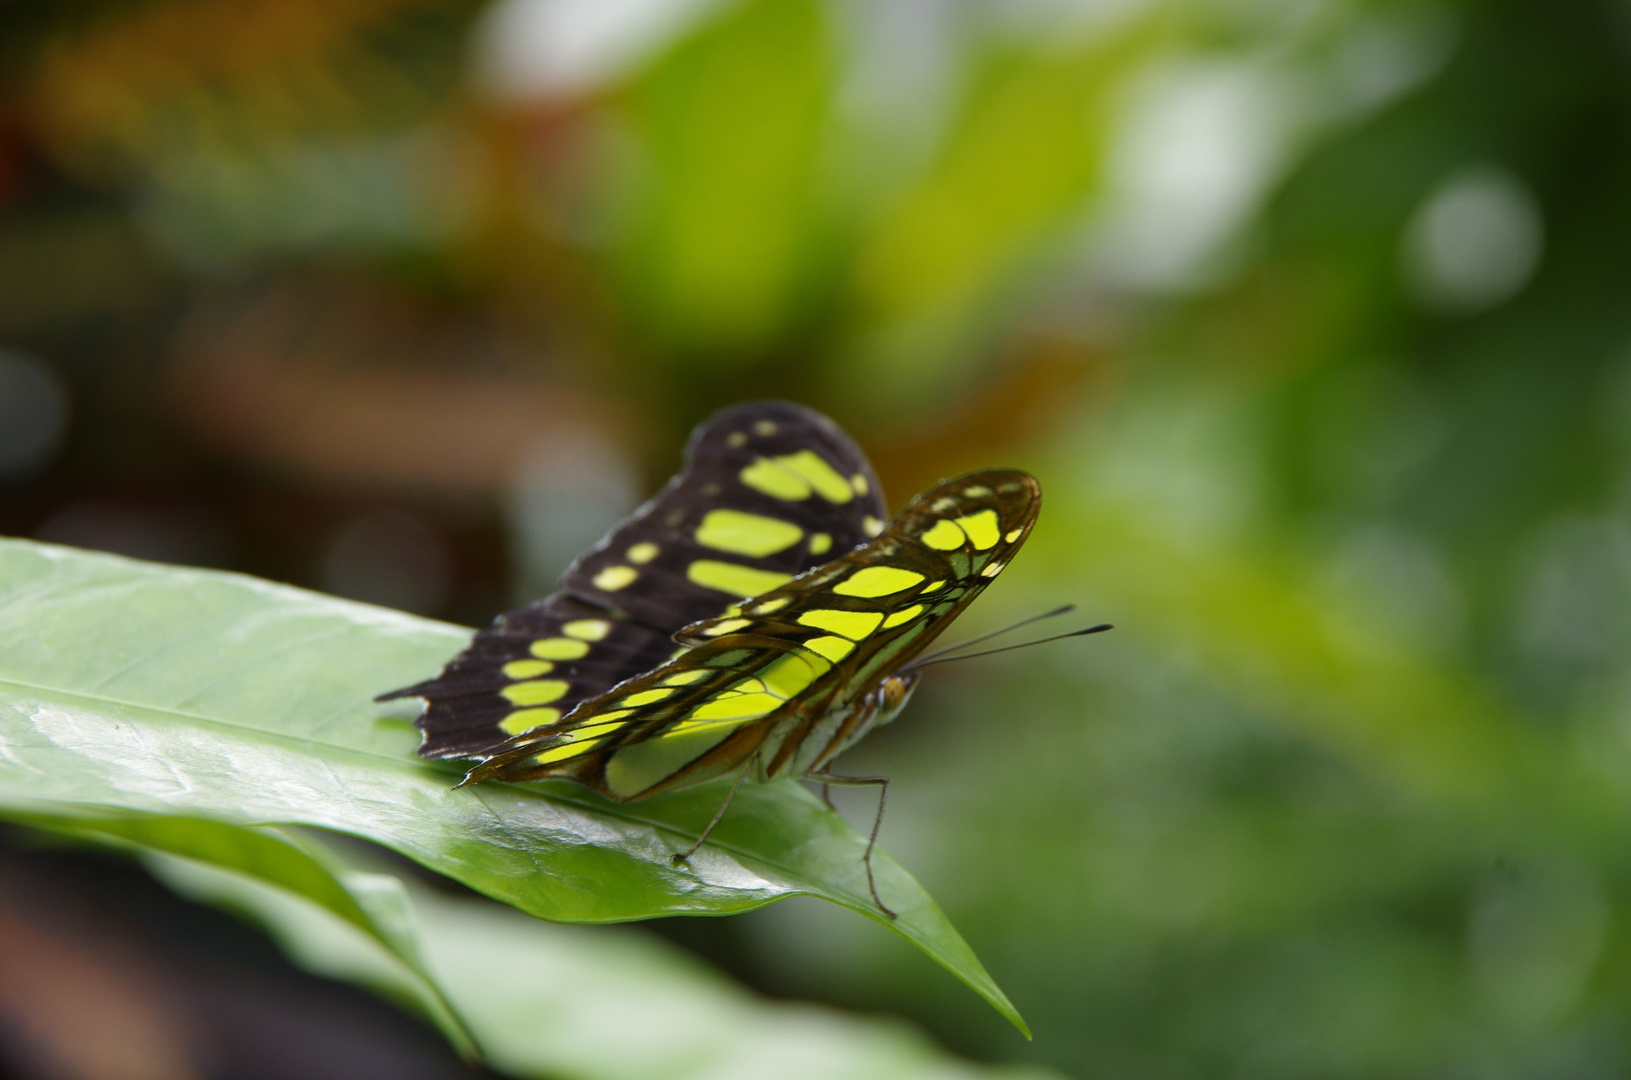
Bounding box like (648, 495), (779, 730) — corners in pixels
(380, 401), (1048, 913)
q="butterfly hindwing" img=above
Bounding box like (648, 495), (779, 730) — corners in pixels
(560, 401), (889, 630)
(378, 594), (679, 759)
(381, 401), (888, 760)
(462, 469), (1042, 797)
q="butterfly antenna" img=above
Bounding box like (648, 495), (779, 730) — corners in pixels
(903, 623), (1113, 672)
(911, 604), (1077, 665)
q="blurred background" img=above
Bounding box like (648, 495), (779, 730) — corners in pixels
(3, 0), (1629, 1075)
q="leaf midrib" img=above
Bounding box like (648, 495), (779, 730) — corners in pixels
(0, 672), (886, 912)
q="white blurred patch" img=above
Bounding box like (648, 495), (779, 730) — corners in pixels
(321, 510), (451, 615)
(1470, 860), (1608, 1029)
(1402, 165), (1544, 314)
(1515, 515), (1631, 667)
(1091, 61), (1294, 291)
(1322, 525), (1465, 652)
(1085, 11), (1451, 295)
(828, 0), (957, 178)
(471, 0), (729, 102)
(0, 349), (69, 482)
(505, 426), (640, 602)
(1330, 10), (1458, 113)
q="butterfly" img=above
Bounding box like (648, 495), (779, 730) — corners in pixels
(380, 401), (1065, 914)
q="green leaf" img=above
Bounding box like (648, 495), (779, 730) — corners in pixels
(130, 834), (1065, 1080)
(0, 538), (1027, 1037)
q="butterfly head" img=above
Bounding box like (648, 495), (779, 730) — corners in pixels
(873, 669), (922, 727)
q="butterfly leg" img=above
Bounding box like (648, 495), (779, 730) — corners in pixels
(673, 755), (757, 863)
(800, 778), (837, 810)
(806, 771), (895, 918)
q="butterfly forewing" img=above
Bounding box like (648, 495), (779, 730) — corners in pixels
(379, 401), (888, 760)
(463, 468), (1041, 798)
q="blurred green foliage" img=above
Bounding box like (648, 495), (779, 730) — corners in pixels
(5, 0), (1631, 1076)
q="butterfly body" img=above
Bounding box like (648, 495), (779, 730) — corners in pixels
(380, 403), (1046, 910)
(462, 466), (1035, 797)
